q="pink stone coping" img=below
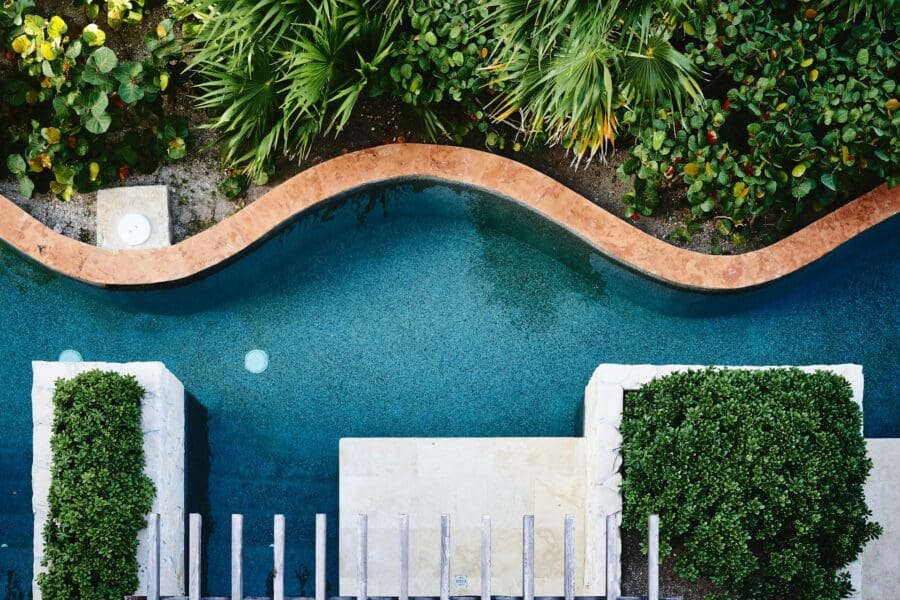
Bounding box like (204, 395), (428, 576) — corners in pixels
(0, 143), (897, 289)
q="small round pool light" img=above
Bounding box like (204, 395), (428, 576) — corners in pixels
(58, 349), (83, 362)
(244, 349), (269, 374)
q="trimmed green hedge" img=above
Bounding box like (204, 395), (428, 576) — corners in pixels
(38, 370), (155, 600)
(621, 368), (880, 600)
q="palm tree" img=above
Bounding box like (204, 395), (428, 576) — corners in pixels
(486, 0), (702, 163)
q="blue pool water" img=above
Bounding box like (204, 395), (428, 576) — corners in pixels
(0, 180), (897, 597)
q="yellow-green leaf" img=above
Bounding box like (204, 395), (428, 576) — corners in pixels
(11, 35), (32, 56)
(800, 57), (814, 68)
(89, 162), (100, 182)
(48, 16), (67, 40)
(792, 163), (807, 178)
(42, 127), (61, 144)
(40, 41), (57, 61)
(733, 181), (746, 197)
(684, 162), (700, 176)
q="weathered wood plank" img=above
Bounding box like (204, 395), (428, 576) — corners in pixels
(274, 515), (285, 600)
(147, 513), (160, 600)
(563, 515), (574, 600)
(357, 514), (368, 600)
(648, 515), (659, 600)
(522, 516), (534, 600)
(605, 515), (620, 600)
(440, 514), (450, 600)
(232, 514), (243, 600)
(316, 514), (327, 600)
(189, 513), (201, 600)
(481, 515), (491, 600)
(399, 514), (409, 600)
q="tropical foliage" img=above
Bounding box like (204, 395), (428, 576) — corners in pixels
(1, 6), (188, 199)
(182, 0), (397, 181)
(618, 0), (899, 234)
(485, 0), (702, 162)
(622, 368), (880, 600)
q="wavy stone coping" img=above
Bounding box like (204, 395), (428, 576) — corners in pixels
(0, 144), (897, 289)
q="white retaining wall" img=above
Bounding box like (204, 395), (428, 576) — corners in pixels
(31, 361), (185, 599)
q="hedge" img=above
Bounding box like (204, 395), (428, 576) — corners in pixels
(621, 368), (880, 600)
(38, 370), (155, 600)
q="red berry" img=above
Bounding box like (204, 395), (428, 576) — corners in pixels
(118, 167), (130, 180)
(723, 98), (731, 111)
(665, 166), (675, 177)
(673, 156), (682, 164)
(762, 112), (770, 121)
(630, 212), (640, 221)
(706, 130), (718, 144)
(5, 50), (16, 62)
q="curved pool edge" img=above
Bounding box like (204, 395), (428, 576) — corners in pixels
(0, 143), (897, 290)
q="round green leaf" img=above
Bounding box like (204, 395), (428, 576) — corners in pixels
(118, 81), (144, 104)
(84, 112), (112, 134)
(90, 46), (118, 74)
(7, 154), (26, 175)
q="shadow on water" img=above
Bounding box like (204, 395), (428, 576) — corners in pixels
(2, 570), (26, 600)
(468, 192), (608, 329)
(185, 395), (212, 594)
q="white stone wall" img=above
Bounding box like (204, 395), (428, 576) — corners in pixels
(339, 381), (624, 597)
(31, 361), (185, 599)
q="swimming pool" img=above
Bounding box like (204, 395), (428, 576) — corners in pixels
(1, 180), (897, 596)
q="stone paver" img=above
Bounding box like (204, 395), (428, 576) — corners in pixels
(0, 144), (896, 288)
(96, 185), (171, 250)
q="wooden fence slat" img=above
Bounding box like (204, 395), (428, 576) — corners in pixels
(232, 514), (243, 600)
(440, 514), (450, 600)
(189, 513), (201, 600)
(522, 516), (534, 600)
(316, 514), (327, 600)
(605, 515), (620, 600)
(357, 514), (368, 600)
(147, 513), (160, 600)
(648, 515), (659, 600)
(274, 515), (285, 600)
(399, 514), (409, 600)
(563, 515), (574, 600)
(481, 515), (491, 600)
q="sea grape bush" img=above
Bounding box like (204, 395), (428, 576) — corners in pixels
(38, 370), (154, 600)
(75, 0), (146, 30)
(2, 10), (188, 200)
(619, 0), (899, 236)
(621, 368), (881, 600)
(383, 0), (502, 145)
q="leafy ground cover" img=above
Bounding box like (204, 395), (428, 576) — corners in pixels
(0, 0), (896, 250)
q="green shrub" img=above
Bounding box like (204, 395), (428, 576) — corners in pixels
(382, 0), (499, 143)
(621, 368), (880, 600)
(619, 0), (899, 234)
(2, 11), (188, 199)
(38, 370), (154, 600)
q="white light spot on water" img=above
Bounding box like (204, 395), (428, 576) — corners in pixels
(58, 349), (83, 362)
(245, 349), (269, 374)
(1, 543), (8, 548)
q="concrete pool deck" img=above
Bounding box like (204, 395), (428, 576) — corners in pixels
(0, 144), (897, 289)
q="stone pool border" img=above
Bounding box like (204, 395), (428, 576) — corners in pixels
(0, 144), (896, 290)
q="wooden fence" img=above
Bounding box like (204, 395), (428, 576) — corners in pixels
(129, 513), (670, 600)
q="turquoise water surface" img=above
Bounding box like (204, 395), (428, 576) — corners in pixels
(0, 180), (897, 597)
